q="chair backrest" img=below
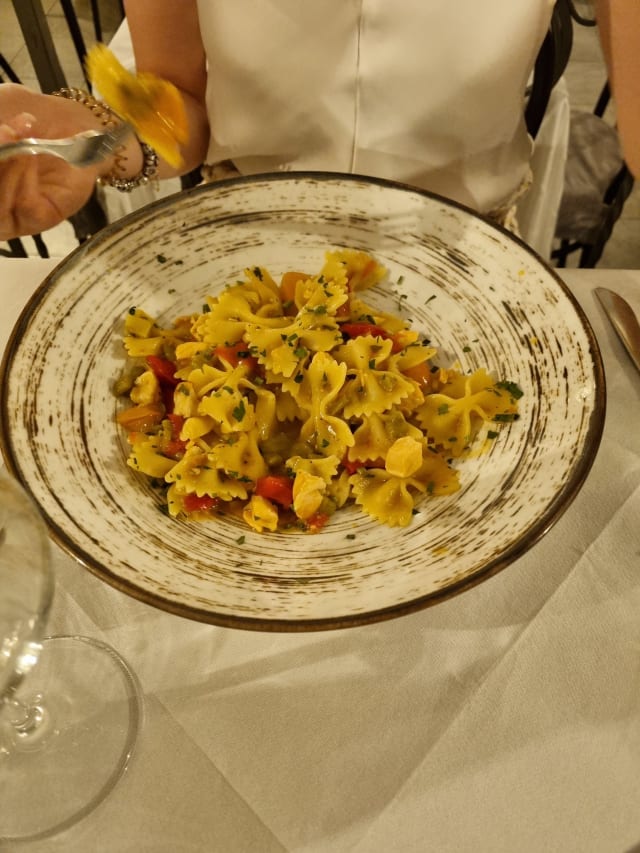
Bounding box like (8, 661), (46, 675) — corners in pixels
(525, 0), (574, 138)
(10, 0), (124, 94)
(58, 0), (125, 91)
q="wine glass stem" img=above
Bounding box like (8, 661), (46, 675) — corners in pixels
(2, 693), (50, 748)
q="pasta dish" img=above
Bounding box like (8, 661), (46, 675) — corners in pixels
(115, 249), (521, 532)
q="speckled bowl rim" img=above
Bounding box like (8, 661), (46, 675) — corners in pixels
(0, 172), (606, 631)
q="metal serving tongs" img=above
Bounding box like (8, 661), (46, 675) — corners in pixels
(0, 122), (132, 168)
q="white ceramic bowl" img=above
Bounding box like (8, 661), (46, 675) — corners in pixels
(0, 174), (605, 630)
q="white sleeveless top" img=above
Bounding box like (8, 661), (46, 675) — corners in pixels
(195, 1), (554, 214)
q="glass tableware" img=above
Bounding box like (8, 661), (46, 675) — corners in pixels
(0, 468), (142, 842)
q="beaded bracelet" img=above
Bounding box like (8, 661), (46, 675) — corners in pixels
(102, 141), (158, 192)
(52, 87), (158, 192)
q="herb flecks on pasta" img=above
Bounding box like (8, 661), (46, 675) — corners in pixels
(115, 249), (522, 532)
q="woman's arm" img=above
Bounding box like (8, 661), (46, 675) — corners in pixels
(123, 0), (209, 177)
(0, 1), (209, 240)
(595, 0), (640, 176)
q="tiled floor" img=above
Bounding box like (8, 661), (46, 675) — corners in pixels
(1, 0), (122, 90)
(1, 2), (638, 267)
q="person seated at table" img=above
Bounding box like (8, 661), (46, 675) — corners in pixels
(0, 0), (637, 245)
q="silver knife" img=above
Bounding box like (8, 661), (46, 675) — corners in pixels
(595, 287), (640, 375)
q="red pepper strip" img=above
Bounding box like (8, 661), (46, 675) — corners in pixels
(146, 355), (179, 386)
(167, 413), (184, 437)
(403, 361), (434, 392)
(341, 455), (385, 475)
(214, 342), (259, 373)
(341, 322), (390, 340)
(254, 475), (294, 508)
(162, 413), (187, 457)
(306, 511), (330, 533)
(183, 493), (219, 513)
(341, 456), (361, 475)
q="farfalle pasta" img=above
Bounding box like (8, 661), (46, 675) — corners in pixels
(115, 249), (522, 532)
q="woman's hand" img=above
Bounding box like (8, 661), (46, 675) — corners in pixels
(0, 84), (115, 240)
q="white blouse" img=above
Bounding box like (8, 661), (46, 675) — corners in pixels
(196, 1), (555, 214)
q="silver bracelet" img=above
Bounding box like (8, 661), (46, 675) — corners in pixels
(52, 87), (159, 193)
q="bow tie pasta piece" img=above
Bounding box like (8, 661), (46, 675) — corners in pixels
(208, 433), (268, 484)
(246, 306), (343, 379)
(193, 284), (288, 349)
(165, 434), (267, 508)
(86, 43), (188, 168)
(126, 433), (175, 479)
(415, 369), (521, 456)
(295, 353), (355, 458)
(349, 468), (425, 528)
(347, 411), (425, 468)
(335, 336), (417, 419)
(198, 387), (255, 434)
(388, 342), (438, 372)
(243, 495), (280, 533)
(350, 448), (460, 527)
(320, 248), (387, 293)
(122, 306), (193, 360)
(292, 271), (350, 315)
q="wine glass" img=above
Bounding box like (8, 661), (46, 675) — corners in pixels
(0, 468), (143, 842)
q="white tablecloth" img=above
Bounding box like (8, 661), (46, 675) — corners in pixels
(1, 258), (640, 853)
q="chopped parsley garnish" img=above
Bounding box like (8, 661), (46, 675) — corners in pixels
(496, 380), (524, 400)
(232, 400), (246, 422)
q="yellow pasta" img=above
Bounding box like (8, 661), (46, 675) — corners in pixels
(86, 43), (188, 168)
(115, 249), (522, 532)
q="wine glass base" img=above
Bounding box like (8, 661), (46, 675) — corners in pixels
(1, 634), (142, 843)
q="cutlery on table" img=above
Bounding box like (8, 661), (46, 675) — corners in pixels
(0, 123), (132, 168)
(595, 286), (640, 375)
